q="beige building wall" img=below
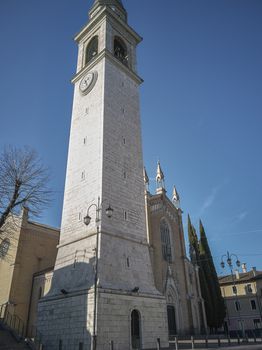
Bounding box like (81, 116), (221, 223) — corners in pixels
(0, 208), (59, 336)
(220, 270), (262, 334)
(0, 214), (22, 309)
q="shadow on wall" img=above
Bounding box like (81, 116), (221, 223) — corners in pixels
(37, 260), (96, 350)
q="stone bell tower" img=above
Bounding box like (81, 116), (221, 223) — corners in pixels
(38, 1), (169, 349)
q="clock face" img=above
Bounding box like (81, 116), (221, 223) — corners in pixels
(79, 71), (97, 95)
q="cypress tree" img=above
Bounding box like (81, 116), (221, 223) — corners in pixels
(188, 215), (212, 333)
(188, 214), (199, 264)
(199, 220), (226, 331)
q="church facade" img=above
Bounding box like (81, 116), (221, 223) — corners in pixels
(0, 1), (206, 349)
(144, 165), (206, 337)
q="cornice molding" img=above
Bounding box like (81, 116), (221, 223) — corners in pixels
(58, 227), (149, 250)
(75, 7), (142, 44)
(71, 49), (143, 85)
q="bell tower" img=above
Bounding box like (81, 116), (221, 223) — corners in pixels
(38, 1), (169, 349)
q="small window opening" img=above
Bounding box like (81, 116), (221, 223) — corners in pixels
(246, 284), (253, 293)
(0, 238), (10, 258)
(127, 257), (130, 268)
(123, 137), (126, 145)
(232, 286), (237, 294)
(84, 137), (87, 145)
(235, 301), (241, 311)
(124, 211), (127, 221)
(78, 213), (82, 221)
(254, 319), (261, 329)
(85, 107), (89, 115)
(59, 340), (63, 350)
(251, 300), (257, 310)
(123, 171), (127, 179)
(81, 171), (85, 180)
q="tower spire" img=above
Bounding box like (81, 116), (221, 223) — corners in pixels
(93, 0), (124, 6)
(90, 0), (127, 21)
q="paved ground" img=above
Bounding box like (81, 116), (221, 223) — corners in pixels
(148, 340), (262, 350)
(169, 346), (262, 350)
(0, 326), (29, 350)
(147, 345), (262, 350)
(167, 340), (262, 349)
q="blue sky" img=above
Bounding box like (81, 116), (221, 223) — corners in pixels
(0, 0), (262, 273)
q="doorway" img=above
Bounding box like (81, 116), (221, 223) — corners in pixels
(167, 305), (177, 337)
(131, 310), (141, 349)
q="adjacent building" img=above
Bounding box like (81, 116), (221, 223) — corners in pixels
(219, 265), (262, 336)
(0, 208), (59, 337)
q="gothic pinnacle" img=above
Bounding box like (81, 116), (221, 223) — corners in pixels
(172, 185), (180, 202)
(143, 167), (149, 185)
(156, 161), (165, 183)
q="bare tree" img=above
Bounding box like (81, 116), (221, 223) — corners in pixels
(0, 146), (52, 231)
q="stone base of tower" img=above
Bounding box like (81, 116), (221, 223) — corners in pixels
(38, 291), (94, 350)
(97, 290), (169, 350)
(38, 289), (169, 350)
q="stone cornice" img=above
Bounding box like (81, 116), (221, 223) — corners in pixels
(75, 7), (142, 44)
(58, 227), (149, 250)
(39, 286), (165, 303)
(99, 287), (165, 300)
(71, 49), (143, 85)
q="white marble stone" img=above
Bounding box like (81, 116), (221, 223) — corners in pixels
(38, 3), (169, 349)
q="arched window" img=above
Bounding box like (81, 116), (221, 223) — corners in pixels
(0, 238), (10, 258)
(85, 36), (98, 65)
(160, 220), (172, 262)
(114, 37), (128, 66)
(131, 310), (141, 349)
